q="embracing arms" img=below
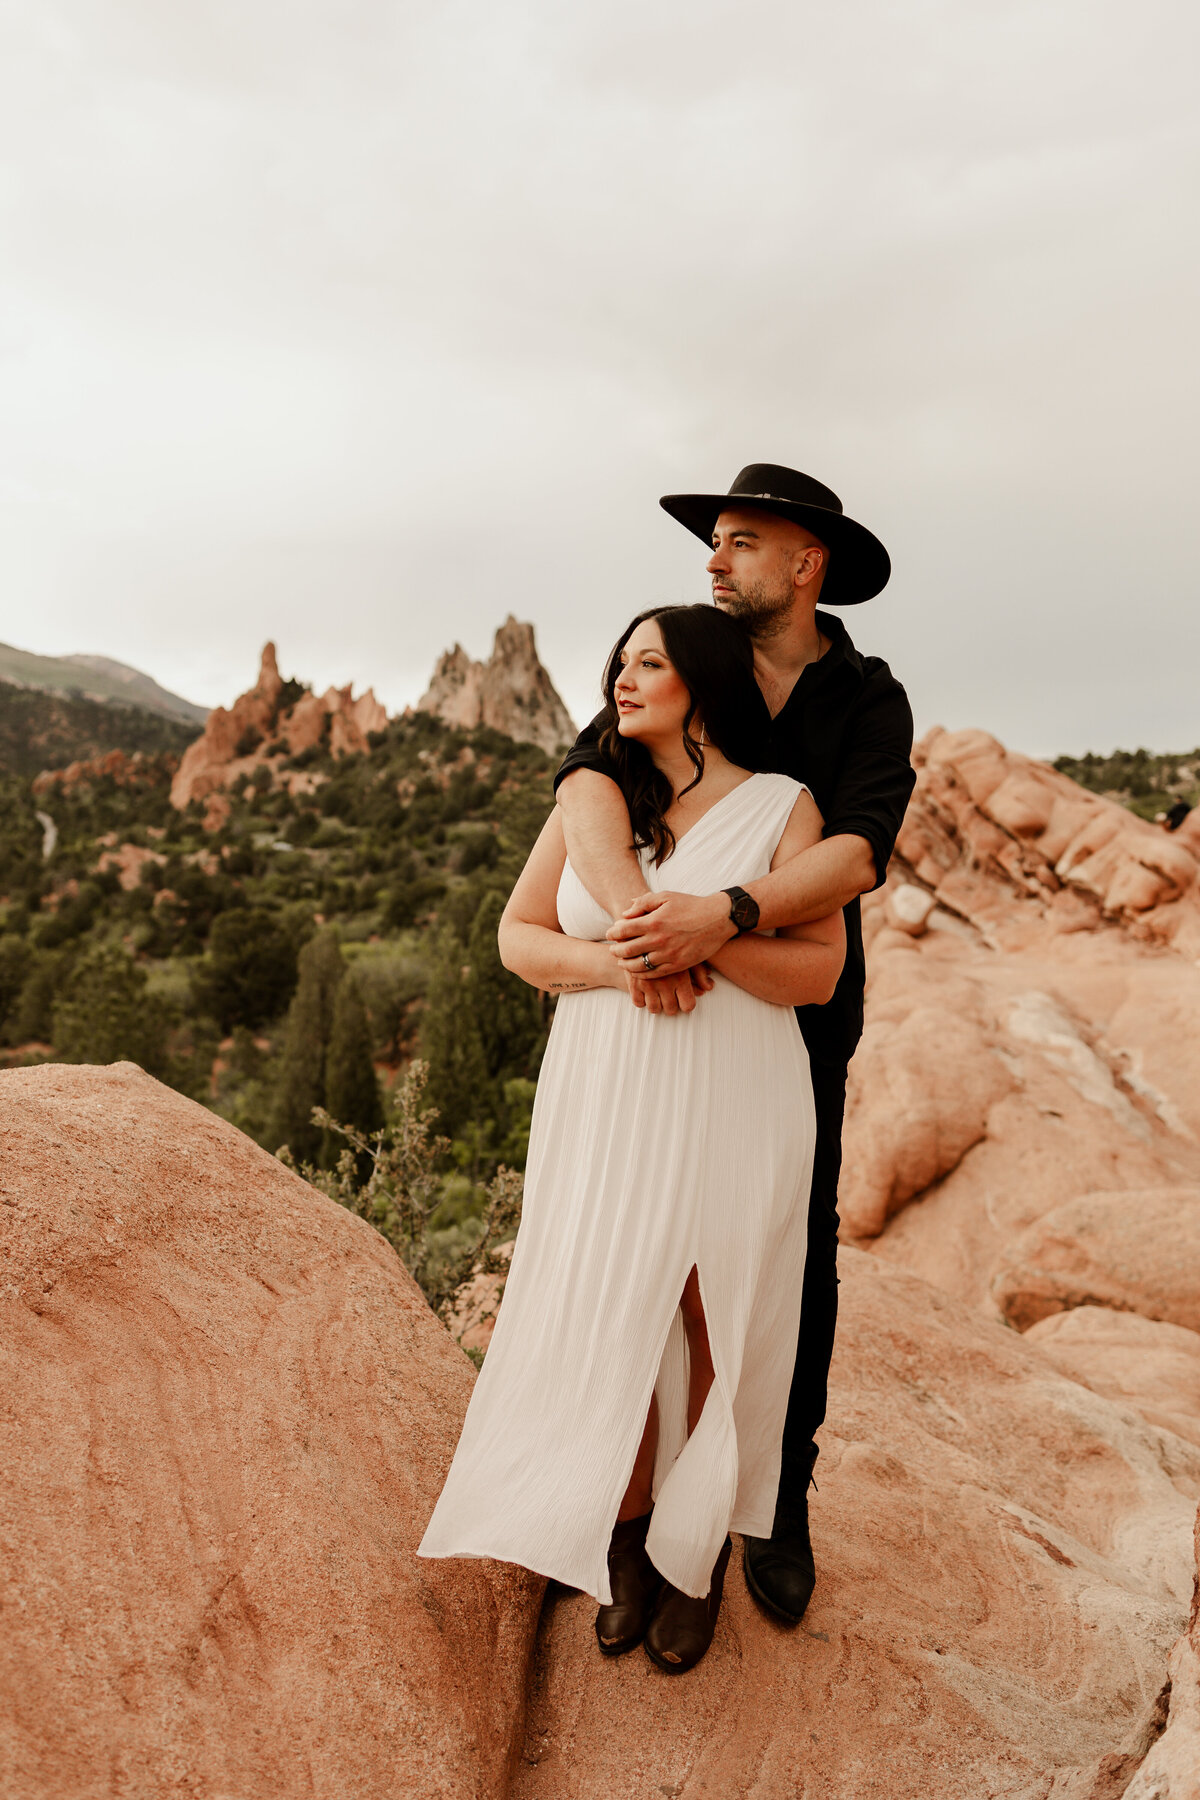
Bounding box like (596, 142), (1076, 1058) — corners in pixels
(704, 789), (846, 1006)
(502, 793), (845, 1010)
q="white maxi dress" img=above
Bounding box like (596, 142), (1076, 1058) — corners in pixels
(418, 772), (816, 1601)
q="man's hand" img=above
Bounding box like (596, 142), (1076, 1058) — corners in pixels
(607, 891), (736, 978)
(622, 963), (714, 1015)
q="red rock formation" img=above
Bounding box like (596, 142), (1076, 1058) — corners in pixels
(0, 1062), (540, 1798)
(1123, 1508), (1200, 1799)
(170, 644), (388, 819)
(93, 841), (167, 891)
(1026, 1307), (1200, 1450)
(418, 617), (576, 756)
(6, 1064), (1196, 1798)
(896, 727), (1200, 955)
(992, 1188), (1200, 1333)
(32, 748), (167, 795)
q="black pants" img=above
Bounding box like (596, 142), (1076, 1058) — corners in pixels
(778, 1057), (848, 1503)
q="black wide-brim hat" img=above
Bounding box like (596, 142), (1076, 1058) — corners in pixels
(660, 462), (890, 606)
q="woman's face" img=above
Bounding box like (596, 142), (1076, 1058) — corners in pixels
(612, 620), (692, 747)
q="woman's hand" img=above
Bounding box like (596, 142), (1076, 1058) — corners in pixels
(606, 891), (735, 977)
(621, 963), (715, 1014)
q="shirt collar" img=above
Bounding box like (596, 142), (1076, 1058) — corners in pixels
(814, 609), (865, 679)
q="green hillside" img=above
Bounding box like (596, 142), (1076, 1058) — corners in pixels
(1051, 746), (1200, 822)
(0, 680), (201, 780)
(0, 641), (206, 724)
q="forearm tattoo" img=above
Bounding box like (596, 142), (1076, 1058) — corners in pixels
(546, 979), (588, 991)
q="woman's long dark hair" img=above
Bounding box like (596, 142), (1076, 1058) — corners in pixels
(597, 604), (769, 865)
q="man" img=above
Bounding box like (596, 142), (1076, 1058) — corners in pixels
(554, 462), (915, 1624)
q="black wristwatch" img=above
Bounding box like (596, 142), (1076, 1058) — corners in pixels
(722, 886), (760, 934)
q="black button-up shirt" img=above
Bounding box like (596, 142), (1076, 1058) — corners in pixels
(554, 610), (915, 1070)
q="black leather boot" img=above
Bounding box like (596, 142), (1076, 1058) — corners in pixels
(594, 1512), (661, 1655)
(644, 1536), (732, 1674)
(742, 1448), (818, 1624)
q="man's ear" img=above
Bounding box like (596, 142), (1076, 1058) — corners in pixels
(794, 545), (825, 589)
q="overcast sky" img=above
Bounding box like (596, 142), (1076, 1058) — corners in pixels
(2, 0), (1197, 755)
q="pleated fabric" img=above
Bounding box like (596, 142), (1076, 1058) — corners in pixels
(418, 773), (816, 1601)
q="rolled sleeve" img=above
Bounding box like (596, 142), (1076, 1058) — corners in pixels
(821, 682), (916, 888)
(553, 714), (613, 793)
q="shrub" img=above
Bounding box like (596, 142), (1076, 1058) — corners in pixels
(281, 1059), (523, 1317)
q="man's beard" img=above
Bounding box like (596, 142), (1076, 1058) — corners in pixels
(713, 579), (793, 638)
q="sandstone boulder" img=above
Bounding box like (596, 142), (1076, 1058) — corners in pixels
(1025, 1307), (1200, 1450)
(418, 616), (576, 755)
(991, 1188), (1200, 1333)
(1123, 1508), (1200, 1800)
(0, 1063), (540, 1800)
(511, 1251), (1198, 1799)
(840, 1002), (1015, 1239)
(895, 728), (1200, 956)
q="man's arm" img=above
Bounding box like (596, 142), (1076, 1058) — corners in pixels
(607, 674), (916, 977)
(606, 834), (874, 975)
(555, 765), (714, 1016)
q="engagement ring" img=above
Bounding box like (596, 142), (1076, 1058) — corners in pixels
(641, 953), (655, 972)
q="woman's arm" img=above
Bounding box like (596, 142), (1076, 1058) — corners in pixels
(498, 810), (629, 995)
(707, 789), (847, 1007)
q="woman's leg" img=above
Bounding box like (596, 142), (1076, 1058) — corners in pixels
(617, 1394), (659, 1521)
(618, 1260), (713, 1522)
(680, 1265), (715, 1435)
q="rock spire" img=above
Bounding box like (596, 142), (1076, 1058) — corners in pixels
(417, 616), (575, 755)
(170, 644), (387, 827)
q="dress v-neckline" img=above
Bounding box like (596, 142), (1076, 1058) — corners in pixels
(663, 772), (763, 857)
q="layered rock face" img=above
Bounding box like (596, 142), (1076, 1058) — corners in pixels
(839, 725), (1200, 1796)
(418, 617), (576, 755)
(6, 1059), (1198, 1799)
(0, 1063), (540, 1800)
(170, 644), (387, 825)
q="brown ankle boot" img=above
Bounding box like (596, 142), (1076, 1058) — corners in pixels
(594, 1512), (661, 1656)
(644, 1536), (732, 1674)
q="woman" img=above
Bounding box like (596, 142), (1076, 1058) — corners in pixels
(419, 604), (845, 1673)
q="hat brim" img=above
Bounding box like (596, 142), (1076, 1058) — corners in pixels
(660, 493), (890, 606)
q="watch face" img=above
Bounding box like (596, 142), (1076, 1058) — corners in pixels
(731, 890), (758, 931)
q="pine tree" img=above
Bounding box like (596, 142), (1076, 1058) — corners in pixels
(465, 890), (543, 1083)
(323, 974), (383, 1168)
(419, 927), (492, 1140)
(268, 930), (345, 1160)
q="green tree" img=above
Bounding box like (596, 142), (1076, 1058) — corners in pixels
(466, 890), (543, 1084)
(419, 927), (492, 1140)
(323, 975), (382, 1167)
(193, 906), (298, 1031)
(0, 935), (31, 1040)
(12, 950), (66, 1045)
(51, 943), (169, 1076)
(268, 929), (345, 1161)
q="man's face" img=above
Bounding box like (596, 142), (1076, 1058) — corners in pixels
(705, 508), (824, 629)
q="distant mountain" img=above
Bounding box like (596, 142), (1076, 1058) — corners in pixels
(0, 681), (201, 781)
(0, 642), (207, 726)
